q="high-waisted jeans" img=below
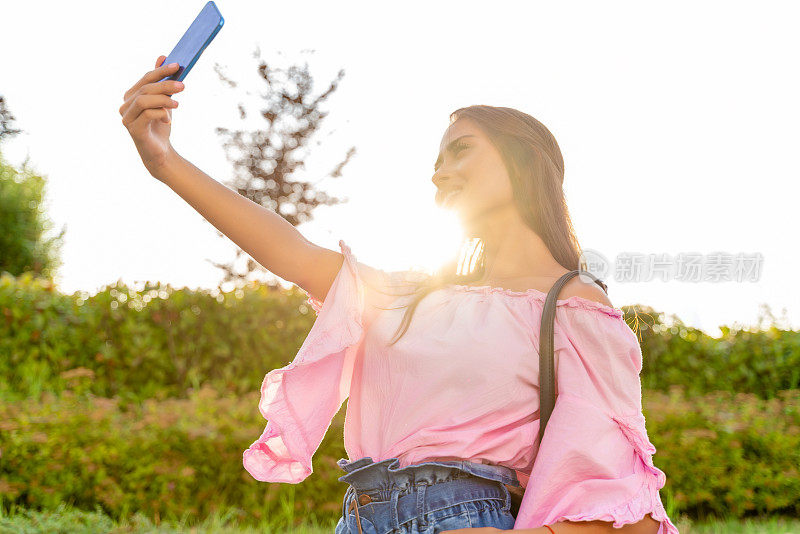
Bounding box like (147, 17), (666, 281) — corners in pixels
(334, 456), (521, 534)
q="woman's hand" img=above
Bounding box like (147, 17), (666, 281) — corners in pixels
(119, 55), (186, 180)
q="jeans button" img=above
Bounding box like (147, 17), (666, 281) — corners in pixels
(358, 494), (372, 505)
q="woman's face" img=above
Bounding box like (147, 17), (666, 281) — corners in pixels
(432, 117), (514, 227)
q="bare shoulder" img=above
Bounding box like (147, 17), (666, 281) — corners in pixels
(560, 275), (614, 307)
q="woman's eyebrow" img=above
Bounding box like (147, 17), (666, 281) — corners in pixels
(434, 134), (475, 170)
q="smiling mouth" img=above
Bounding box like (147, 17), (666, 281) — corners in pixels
(440, 187), (464, 207)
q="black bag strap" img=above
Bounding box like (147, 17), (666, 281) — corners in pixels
(536, 270), (608, 447)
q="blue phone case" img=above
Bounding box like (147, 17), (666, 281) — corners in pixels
(157, 1), (224, 83)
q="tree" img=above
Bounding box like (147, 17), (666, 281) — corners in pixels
(209, 47), (356, 288)
(0, 95), (23, 142)
(0, 95), (66, 280)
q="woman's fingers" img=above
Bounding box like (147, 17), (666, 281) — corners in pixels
(119, 79), (184, 116)
(123, 60), (180, 102)
(120, 93), (179, 128)
(157, 79), (185, 96)
(118, 55), (185, 130)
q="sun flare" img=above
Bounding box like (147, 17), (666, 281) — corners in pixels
(367, 201), (469, 278)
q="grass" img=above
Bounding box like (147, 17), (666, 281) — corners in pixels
(1, 502), (800, 534)
(0, 501), (331, 534)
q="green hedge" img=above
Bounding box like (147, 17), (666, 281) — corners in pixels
(0, 272), (316, 403)
(0, 387), (348, 530)
(2, 274), (798, 404)
(2, 271), (799, 525)
(642, 387), (800, 519)
(1, 386), (797, 527)
(632, 305), (800, 399)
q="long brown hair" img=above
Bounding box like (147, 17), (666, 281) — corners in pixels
(383, 105), (591, 347)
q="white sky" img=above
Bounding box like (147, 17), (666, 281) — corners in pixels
(2, 0), (798, 337)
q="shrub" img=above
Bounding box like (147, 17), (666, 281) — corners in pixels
(642, 386), (800, 520)
(0, 272), (316, 403)
(627, 305), (800, 399)
(1, 386), (797, 527)
(0, 388), (348, 530)
(2, 274), (798, 403)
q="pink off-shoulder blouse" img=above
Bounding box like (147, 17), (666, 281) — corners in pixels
(243, 240), (680, 533)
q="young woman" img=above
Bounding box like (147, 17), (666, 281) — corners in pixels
(121, 57), (680, 534)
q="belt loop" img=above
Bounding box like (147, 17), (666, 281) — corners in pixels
(390, 488), (400, 530)
(416, 483), (428, 528)
(342, 486), (352, 523)
(502, 482), (510, 511)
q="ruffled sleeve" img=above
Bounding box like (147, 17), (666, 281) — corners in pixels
(513, 307), (680, 534)
(243, 239), (424, 483)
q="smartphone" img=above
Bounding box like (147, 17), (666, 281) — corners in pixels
(157, 1), (224, 83)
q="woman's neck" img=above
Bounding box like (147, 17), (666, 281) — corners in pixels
(469, 213), (567, 285)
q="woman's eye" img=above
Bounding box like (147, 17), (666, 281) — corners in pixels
(434, 143), (470, 171)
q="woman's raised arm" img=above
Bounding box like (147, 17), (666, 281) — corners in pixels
(120, 55), (342, 297)
(155, 151), (342, 294)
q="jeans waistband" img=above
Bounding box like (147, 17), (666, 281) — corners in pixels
(336, 457), (519, 531)
(337, 456), (520, 492)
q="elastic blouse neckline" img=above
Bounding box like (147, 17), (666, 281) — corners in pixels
(448, 283), (625, 317)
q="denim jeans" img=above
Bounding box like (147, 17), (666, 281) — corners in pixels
(334, 457), (520, 534)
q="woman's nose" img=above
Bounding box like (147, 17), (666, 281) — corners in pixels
(432, 170), (450, 189)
